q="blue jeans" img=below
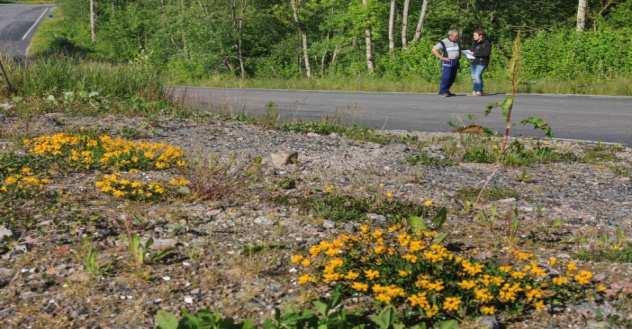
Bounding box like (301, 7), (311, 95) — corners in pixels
(471, 64), (487, 93)
(439, 59), (459, 94)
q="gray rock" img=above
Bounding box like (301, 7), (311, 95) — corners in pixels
(254, 216), (274, 226)
(322, 220), (336, 229)
(585, 320), (609, 329)
(474, 316), (500, 329)
(150, 238), (178, 251)
(269, 151), (299, 168)
(367, 213), (386, 224)
(0, 226), (12, 240)
(0, 267), (12, 288)
(0, 102), (13, 111)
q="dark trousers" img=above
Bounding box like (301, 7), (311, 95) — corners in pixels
(439, 59), (459, 94)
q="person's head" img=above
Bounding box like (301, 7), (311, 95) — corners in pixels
(447, 29), (459, 42)
(473, 28), (485, 42)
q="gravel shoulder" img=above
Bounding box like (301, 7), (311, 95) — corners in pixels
(0, 112), (631, 328)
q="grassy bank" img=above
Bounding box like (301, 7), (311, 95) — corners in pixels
(188, 75), (632, 96)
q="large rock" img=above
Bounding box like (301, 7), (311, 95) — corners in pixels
(0, 226), (12, 240)
(269, 151), (298, 168)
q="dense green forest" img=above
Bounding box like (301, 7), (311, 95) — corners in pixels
(33, 0), (632, 93)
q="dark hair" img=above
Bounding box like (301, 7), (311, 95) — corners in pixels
(473, 28), (485, 36)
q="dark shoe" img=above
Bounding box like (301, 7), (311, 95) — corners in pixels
(446, 92), (457, 97)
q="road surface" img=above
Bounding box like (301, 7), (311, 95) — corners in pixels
(171, 87), (632, 145)
(0, 4), (52, 57)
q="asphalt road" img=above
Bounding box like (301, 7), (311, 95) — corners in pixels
(171, 87), (632, 145)
(0, 4), (52, 57)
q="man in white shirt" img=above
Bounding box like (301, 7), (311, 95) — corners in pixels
(431, 30), (461, 97)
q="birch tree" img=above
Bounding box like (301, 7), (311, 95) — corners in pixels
(412, 0), (429, 43)
(231, 0), (247, 79)
(401, 0), (410, 48)
(90, 0), (96, 42)
(576, 0), (588, 31)
(388, 0), (396, 53)
(290, 0), (312, 78)
(362, 0), (374, 73)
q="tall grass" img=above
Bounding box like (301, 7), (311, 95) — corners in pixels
(1, 55), (163, 99)
(192, 74), (632, 96)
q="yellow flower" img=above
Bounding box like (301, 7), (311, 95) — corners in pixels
(408, 240), (425, 252)
(290, 255), (304, 264)
(423, 304), (439, 318)
(510, 271), (526, 280)
(408, 293), (429, 308)
(548, 257), (558, 266)
(458, 280), (476, 290)
(461, 261), (484, 276)
(480, 305), (496, 315)
(423, 199), (433, 207)
(596, 283), (607, 293)
(403, 253), (418, 263)
(365, 269), (380, 280)
(499, 265), (512, 273)
(351, 282), (369, 292)
(534, 300), (546, 311)
(574, 270), (593, 285)
(298, 274), (315, 285)
(528, 263), (547, 277)
(552, 276), (569, 286)
(442, 297), (461, 312)
(398, 270), (410, 278)
(566, 261), (577, 273)
(345, 271), (360, 280)
(300, 259), (311, 267)
(4, 176), (18, 185)
(525, 288), (543, 302)
(474, 287), (493, 303)
(385, 191), (394, 200)
(513, 250), (533, 261)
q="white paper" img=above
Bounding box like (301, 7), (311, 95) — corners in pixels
(462, 50), (475, 60)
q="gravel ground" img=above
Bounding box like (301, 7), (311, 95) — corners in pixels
(0, 113), (630, 328)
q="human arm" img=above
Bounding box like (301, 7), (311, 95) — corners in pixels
(432, 46), (449, 62)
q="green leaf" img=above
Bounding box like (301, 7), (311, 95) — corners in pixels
(409, 215), (427, 233)
(369, 306), (395, 329)
(500, 96), (514, 121)
(329, 285), (343, 308)
(431, 207), (448, 230)
(437, 319), (459, 329)
(241, 320), (256, 329)
(155, 310), (179, 329)
(313, 300), (329, 316)
(433, 232), (448, 244)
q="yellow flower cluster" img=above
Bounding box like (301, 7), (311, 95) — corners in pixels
(95, 173), (187, 200)
(25, 133), (186, 171)
(293, 224), (606, 321)
(0, 166), (50, 196)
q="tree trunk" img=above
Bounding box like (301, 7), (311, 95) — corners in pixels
(362, 0), (374, 73)
(388, 0), (396, 53)
(232, 0), (247, 79)
(290, 0), (311, 78)
(413, 0), (429, 43)
(576, 0), (588, 31)
(401, 0), (410, 48)
(90, 0), (96, 43)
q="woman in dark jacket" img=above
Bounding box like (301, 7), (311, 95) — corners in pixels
(470, 28), (491, 96)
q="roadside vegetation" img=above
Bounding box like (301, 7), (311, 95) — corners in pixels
(24, 0), (632, 96)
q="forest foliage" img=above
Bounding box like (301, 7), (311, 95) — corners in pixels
(31, 0), (632, 84)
